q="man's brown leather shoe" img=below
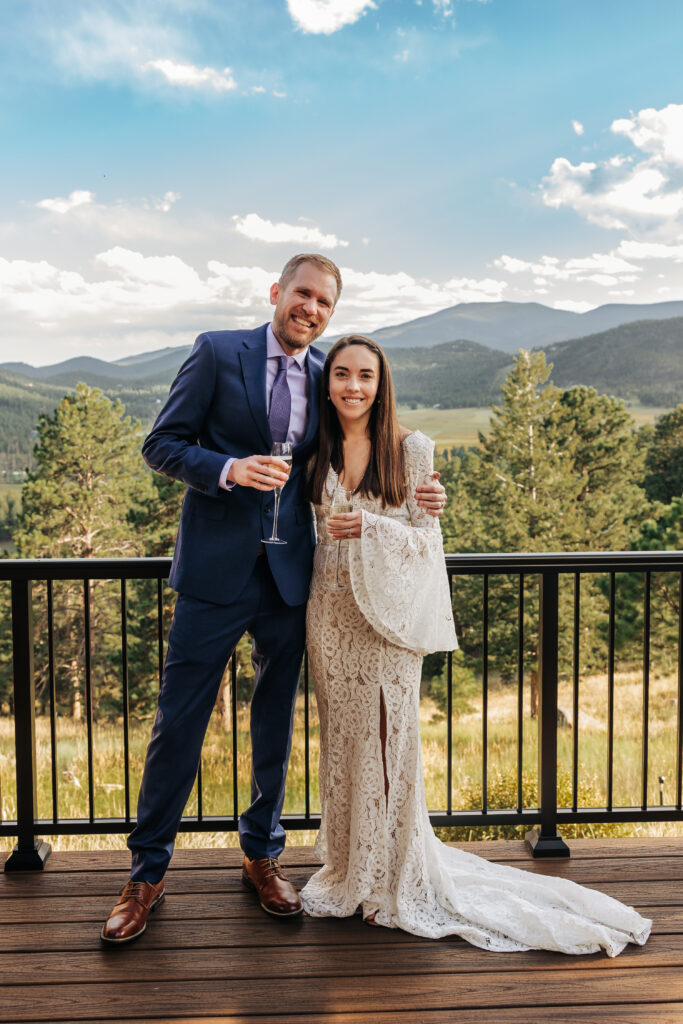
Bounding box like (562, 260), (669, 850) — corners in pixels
(242, 856), (303, 917)
(100, 879), (165, 944)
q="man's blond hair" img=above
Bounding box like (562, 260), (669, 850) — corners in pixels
(279, 254), (342, 304)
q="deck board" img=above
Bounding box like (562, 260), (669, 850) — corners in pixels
(2, 839), (681, 1022)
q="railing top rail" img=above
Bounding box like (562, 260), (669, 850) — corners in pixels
(0, 550), (682, 582)
(444, 550), (683, 573)
(0, 557), (173, 582)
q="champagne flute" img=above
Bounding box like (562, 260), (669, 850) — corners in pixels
(328, 486), (353, 589)
(262, 442), (292, 545)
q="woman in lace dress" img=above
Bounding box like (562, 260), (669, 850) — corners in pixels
(300, 334), (651, 957)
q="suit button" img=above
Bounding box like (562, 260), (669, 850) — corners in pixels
(265, 505), (272, 514)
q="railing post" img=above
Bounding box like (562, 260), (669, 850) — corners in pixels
(4, 579), (51, 871)
(526, 570), (570, 858)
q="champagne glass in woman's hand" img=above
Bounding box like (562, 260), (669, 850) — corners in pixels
(262, 442), (292, 545)
(328, 486), (353, 589)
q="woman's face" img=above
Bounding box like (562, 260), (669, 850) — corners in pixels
(328, 344), (380, 428)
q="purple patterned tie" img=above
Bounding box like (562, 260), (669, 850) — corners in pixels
(268, 355), (291, 443)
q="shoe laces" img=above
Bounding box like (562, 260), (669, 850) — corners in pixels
(262, 857), (285, 880)
(120, 880), (154, 905)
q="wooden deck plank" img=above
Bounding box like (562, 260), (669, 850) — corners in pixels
(1, 842), (681, 1024)
(21, 837), (683, 874)
(58, 1011), (683, 1024)
(3, 968), (683, 1022)
(2, 903), (681, 954)
(3, 856), (682, 898)
(1, 934), (680, 986)
(0, 878), (674, 925)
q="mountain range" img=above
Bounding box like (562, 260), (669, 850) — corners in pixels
(1, 299), (681, 472)
(330, 298), (683, 353)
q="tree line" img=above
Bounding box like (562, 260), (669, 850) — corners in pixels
(1, 355), (682, 722)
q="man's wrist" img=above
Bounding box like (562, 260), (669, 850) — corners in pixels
(219, 457), (236, 490)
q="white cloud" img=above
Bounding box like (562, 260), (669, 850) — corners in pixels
(433, 0), (454, 16)
(540, 103), (683, 237)
(571, 120), (584, 136)
(287, 0), (376, 35)
(28, 190), (196, 249)
(36, 190), (94, 214)
(617, 239), (683, 262)
(142, 59), (237, 91)
(334, 267), (507, 333)
(232, 213), (349, 249)
(493, 250), (640, 284)
(0, 244), (512, 362)
(612, 104), (683, 165)
(39, 7), (245, 97)
(553, 299), (595, 314)
(153, 191), (181, 213)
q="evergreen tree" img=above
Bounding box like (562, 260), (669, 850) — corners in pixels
(553, 387), (648, 550)
(642, 404), (683, 504)
(449, 354), (653, 711)
(11, 383), (155, 718)
(609, 498), (683, 674)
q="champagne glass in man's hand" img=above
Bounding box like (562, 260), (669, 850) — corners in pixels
(262, 442), (293, 545)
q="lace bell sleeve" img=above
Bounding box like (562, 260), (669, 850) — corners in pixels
(348, 433), (458, 655)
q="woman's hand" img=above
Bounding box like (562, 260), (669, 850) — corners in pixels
(415, 471), (447, 517)
(327, 509), (363, 540)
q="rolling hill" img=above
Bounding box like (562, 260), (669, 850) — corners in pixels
(541, 316), (683, 406)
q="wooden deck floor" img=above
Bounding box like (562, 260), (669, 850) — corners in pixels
(1, 838), (682, 1023)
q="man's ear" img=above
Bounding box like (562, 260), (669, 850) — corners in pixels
(269, 282), (279, 306)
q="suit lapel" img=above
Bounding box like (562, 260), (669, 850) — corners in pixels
(239, 327), (271, 450)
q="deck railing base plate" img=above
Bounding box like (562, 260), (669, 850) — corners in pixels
(4, 839), (52, 872)
(525, 827), (570, 858)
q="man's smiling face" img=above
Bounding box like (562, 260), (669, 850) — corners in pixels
(270, 262), (338, 354)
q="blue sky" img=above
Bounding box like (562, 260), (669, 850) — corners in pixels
(2, 0), (683, 364)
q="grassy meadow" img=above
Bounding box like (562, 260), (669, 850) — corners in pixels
(2, 667), (682, 855)
(397, 405), (667, 453)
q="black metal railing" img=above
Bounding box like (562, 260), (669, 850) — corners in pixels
(2, 552), (682, 870)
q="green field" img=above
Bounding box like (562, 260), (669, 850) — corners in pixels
(397, 408), (492, 449)
(397, 405), (668, 453)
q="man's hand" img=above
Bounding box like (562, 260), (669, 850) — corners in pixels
(415, 471), (447, 518)
(228, 455), (291, 491)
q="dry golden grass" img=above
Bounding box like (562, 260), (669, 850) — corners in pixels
(1, 668), (681, 855)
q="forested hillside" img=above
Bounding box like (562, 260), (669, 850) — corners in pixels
(543, 316), (683, 406)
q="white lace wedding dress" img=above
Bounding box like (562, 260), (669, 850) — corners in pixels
(301, 431), (651, 956)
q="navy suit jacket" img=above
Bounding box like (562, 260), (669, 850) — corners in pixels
(142, 325), (324, 607)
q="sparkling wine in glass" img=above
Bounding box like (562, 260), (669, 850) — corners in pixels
(262, 442), (292, 545)
(329, 488), (353, 589)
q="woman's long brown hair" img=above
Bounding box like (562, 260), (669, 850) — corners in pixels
(307, 335), (406, 507)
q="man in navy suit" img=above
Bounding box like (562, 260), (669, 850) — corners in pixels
(101, 254), (445, 943)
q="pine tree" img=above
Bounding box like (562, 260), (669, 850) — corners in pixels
(449, 354), (653, 712)
(11, 383), (155, 718)
(642, 404), (683, 504)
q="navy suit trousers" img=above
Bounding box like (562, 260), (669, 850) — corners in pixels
(128, 555), (307, 882)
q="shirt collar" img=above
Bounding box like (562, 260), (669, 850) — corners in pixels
(267, 323), (308, 370)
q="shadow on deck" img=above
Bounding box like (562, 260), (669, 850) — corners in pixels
(2, 839), (682, 1023)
